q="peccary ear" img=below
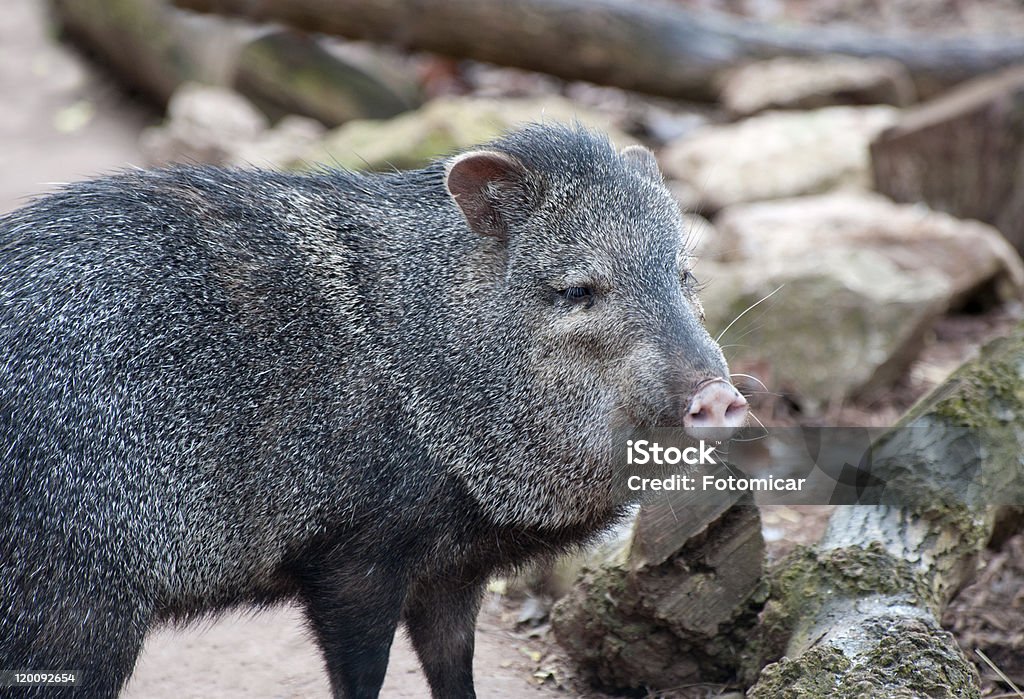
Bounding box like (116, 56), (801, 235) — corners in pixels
(621, 145), (663, 183)
(445, 150), (533, 240)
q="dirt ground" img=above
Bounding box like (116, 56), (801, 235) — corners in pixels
(4, 0), (1023, 697)
(0, 0), (150, 214)
(121, 599), (570, 699)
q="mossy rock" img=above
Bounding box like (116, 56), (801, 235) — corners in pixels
(701, 250), (949, 413)
(295, 95), (637, 172)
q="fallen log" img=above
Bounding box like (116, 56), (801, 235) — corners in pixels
(550, 467), (766, 689)
(173, 0), (1024, 101)
(551, 324), (1024, 696)
(871, 65), (1024, 256)
(749, 326), (1024, 697)
(233, 30), (418, 126)
(48, 0), (417, 123)
(50, 0), (216, 103)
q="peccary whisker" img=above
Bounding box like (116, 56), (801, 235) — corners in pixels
(747, 410), (769, 436)
(718, 343), (755, 362)
(730, 372), (768, 392)
(714, 284), (784, 344)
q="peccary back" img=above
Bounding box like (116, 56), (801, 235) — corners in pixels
(0, 124), (744, 698)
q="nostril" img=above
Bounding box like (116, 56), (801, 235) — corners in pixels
(725, 395), (748, 418)
(682, 379), (748, 440)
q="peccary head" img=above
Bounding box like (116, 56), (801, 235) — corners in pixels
(406, 124), (746, 529)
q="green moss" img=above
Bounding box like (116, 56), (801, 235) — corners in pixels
(750, 621), (979, 699)
(747, 330), (1024, 697)
(774, 544), (929, 607)
(863, 625), (976, 692)
(748, 647), (852, 699)
(843, 323), (1024, 542)
(909, 325), (1024, 430)
(762, 543), (935, 652)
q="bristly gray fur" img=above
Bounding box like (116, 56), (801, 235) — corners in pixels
(0, 123), (731, 698)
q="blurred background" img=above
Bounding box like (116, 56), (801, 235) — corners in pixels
(5, 0), (1024, 696)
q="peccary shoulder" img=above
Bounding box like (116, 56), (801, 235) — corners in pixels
(0, 123), (746, 698)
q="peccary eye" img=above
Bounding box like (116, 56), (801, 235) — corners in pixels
(562, 286), (594, 307)
(682, 270), (698, 288)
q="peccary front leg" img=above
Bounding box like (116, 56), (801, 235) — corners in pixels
(403, 576), (484, 699)
(300, 565), (407, 699)
(1, 602), (148, 699)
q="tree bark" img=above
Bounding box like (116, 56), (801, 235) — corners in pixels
(173, 0), (1024, 101)
(871, 65), (1024, 256)
(551, 473), (767, 690)
(233, 31), (417, 126)
(749, 326), (1024, 698)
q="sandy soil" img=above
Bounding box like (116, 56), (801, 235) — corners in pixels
(122, 600), (567, 699)
(0, 0), (151, 216)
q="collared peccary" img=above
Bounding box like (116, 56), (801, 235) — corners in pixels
(0, 123), (747, 698)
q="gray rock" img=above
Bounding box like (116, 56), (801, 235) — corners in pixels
(703, 251), (948, 412)
(140, 82), (269, 166)
(719, 56), (916, 117)
(702, 192), (1024, 410)
(714, 192), (1024, 308)
(661, 106), (899, 213)
(229, 115), (326, 170)
(141, 83), (327, 169)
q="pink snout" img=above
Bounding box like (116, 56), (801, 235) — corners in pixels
(683, 379), (749, 442)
